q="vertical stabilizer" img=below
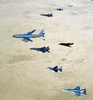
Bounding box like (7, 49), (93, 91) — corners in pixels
(38, 29), (45, 37)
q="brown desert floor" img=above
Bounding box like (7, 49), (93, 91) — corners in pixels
(0, 0), (93, 100)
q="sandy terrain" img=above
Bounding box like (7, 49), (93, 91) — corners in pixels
(0, 0), (93, 100)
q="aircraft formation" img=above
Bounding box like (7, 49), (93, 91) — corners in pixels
(13, 4), (87, 97)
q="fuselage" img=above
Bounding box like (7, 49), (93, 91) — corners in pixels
(65, 89), (84, 93)
(13, 34), (40, 38)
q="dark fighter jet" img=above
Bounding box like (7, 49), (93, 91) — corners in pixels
(30, 46), (50, 53)
(59, 43), (74, 47)
(55, 8), (63, 11)
(40, 13), (53, 17)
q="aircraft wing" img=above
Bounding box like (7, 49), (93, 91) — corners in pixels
(27, 29), (36, 35)
(54, 66), (58, 69)
(75, 86), (80, 90)
(75, 92), (81, 97)
(24, 38), (33, 42)
(53, 69), (58, 72)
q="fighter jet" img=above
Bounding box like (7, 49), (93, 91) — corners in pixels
(59, 43), (74, 47)
(30, 46), (50, 53)
(13, 29), (45, 42)
(63, 86), (87, 97)
(65, 4), (74, 7)
(40, 13), (53, 17)
(55, 8), (63, 11)
(45, 66), (63, 73)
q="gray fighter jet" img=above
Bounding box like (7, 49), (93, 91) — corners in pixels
(40, 13), (53, 17)
(65, 4), (74, 7)
(46, 66), (63, 73)
(13, 29), (45, 42)
(30, 46), (50, 53)
(63, 86), (87, 97)
(55, 8), (63, 11)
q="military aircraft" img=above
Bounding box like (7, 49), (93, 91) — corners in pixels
(55, 8), (63, 11)
(40, 13), (53, 17)
(65, 4), (74, 7)
(12, 29), (45, 42)
(45, 66), (63, 73)
(30, 46), (50, 53)
(62, 86), (87, 97)
(59, 43), (74, 47)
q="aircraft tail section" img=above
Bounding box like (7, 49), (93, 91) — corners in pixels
(58, 66), (62, 72)
(80, 87), (87, 95)
(38, 29), (45, 37)
(83, 89), (87, 95)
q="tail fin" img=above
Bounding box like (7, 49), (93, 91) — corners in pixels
(38, 29), (45, 37)
(80, 87), (87, 95)
(58, 66), (62, 72)
(83, 89), (87, 95)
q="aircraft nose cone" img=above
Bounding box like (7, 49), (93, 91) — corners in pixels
(12, 35), (14, 37)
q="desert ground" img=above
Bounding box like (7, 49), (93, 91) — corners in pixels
(0, 0), (93, 100)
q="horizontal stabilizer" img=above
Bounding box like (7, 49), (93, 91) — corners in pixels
(80, 87), (84, 90)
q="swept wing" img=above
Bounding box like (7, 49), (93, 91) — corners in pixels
(27, 29), (36, 35)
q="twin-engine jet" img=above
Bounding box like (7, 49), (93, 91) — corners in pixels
(63, 86), (87, 97)
(55, 8), (63, 11)
(59, 43), (74, 47)
(30, 46), (50, 53)
(13, 29), (45, 42)
(65, 4), (74, 7)
(40, 13), (53, 17)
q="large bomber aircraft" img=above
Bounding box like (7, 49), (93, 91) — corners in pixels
(13, 29), (45, 42)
